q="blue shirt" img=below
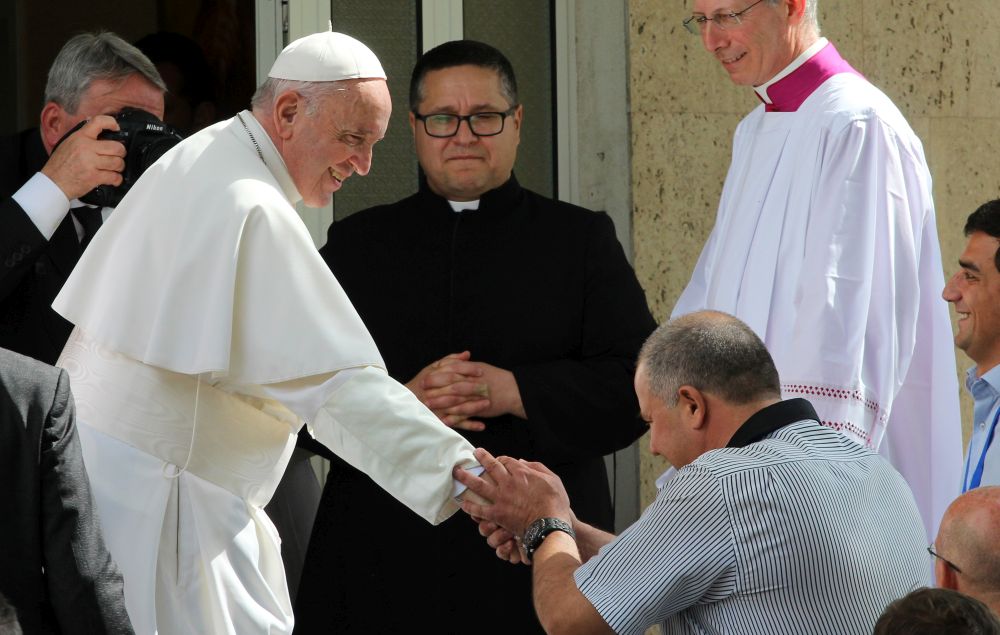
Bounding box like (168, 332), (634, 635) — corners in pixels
(963, 364), (1000, 490)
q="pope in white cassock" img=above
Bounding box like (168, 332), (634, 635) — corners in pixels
(674, 0), (963, 538)
(51, 32), (482, 634)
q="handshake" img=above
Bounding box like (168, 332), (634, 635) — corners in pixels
(455, 447), (580, 566)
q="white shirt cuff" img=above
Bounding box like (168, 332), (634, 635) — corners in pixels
(12, 172), (70, 240)
(452, 465), (485, 499)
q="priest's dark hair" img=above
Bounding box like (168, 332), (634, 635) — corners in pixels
(965, 199), (1000, 273)
(638, 311), (781, 407)
(873, 587), (1000, 635)
(409, 40), (518, 112)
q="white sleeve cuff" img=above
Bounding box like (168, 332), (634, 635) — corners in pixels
(453, 465), (485, 498)
(11, 172), (70, 240)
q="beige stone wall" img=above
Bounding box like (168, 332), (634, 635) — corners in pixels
(628, 0), (1000, 507)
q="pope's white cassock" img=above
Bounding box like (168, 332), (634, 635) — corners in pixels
(51, 33), (479, 635)
(673, 38), (963, 539)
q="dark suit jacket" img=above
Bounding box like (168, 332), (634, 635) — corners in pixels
(0, 129), (82, 365)
(0, 347), (132, 634)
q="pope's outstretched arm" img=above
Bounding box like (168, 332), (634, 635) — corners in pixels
(258, 365), (482, 524)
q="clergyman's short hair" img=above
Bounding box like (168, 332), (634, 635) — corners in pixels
(409, 40), (518, 112)
(873, 587), (1000, 635)
(44, 31), (165, 114)
(763, 0), (820, 33)
(638, 311), (781, 406)
(963, 199), (1000, 273)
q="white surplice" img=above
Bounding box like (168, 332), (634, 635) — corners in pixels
(53, 113), (478, 634)
(673, 72), (963, 539)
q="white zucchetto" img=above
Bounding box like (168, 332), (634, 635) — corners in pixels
(268, 31), (386, 82)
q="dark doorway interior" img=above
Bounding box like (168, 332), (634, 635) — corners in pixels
(4, 0), (256, 137)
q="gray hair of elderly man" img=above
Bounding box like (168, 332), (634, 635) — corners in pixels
(638, 311), (781, 407)
(44, 31), (165, 114)
(251, 78), (355, 118)
(762, 0), (821, 34)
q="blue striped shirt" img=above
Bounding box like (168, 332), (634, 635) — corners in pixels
(575, 408), (929, 634)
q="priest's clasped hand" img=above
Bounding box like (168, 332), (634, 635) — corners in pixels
(406, 352), (526, 431)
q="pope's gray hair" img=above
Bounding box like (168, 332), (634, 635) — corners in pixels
(639, 311), (781, 407)
(44, 31), (165, 114)
(251, 78), (351, 116)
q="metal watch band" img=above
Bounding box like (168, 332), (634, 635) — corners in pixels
(523, 517), (576, 559)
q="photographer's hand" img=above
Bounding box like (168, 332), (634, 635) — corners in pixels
(42, 115), (127, 201)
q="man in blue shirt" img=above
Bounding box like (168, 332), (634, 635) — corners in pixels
(942, 199), (1000, 490)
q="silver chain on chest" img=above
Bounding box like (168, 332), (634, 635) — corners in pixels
(236, 113), (265, 163)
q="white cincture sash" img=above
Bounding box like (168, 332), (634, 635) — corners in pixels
(58, 329), (297, 507)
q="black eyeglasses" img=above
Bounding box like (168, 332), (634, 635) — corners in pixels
(412, 107), (517, 138)
(683, 0), (767, 34)
(927, 545), (963, 573)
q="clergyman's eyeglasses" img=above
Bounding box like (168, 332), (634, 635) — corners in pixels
(682, 0), (767, 34)
(412, 107), (517, 138)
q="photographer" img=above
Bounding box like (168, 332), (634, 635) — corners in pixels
(0, 31), (165, 365)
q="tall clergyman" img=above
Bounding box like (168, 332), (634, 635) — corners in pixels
(672, 0), (962, 536)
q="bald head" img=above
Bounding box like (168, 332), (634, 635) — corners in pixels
(936, 486), (1000, 611)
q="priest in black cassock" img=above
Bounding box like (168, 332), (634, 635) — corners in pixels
(294, 40), (656, 634)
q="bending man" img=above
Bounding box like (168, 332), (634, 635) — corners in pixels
(459, 311), (930, 634)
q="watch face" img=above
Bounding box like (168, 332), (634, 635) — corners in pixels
(523, 519), (544, 550)
(524, 517), (574, 557)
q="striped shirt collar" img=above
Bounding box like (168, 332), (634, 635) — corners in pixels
(725, 398), (819, 448)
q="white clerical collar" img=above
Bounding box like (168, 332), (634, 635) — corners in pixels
(754, 37), (828, 105)
(237, 110), (302, 204)
(448, 199), (480, 212)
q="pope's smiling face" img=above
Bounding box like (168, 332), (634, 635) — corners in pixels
(942, 231), (1000, 374)
(692, 0), (799, 87)
(410, 65), (521, 202)
(281, 79), (390, 208)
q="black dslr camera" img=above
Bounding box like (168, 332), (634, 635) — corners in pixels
(56, 107), (184, 208)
